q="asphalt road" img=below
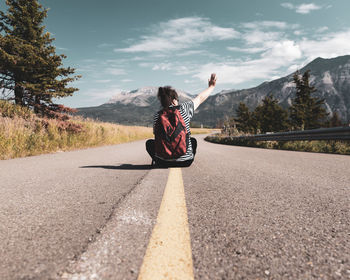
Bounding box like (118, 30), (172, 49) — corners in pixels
(0, 135), (349, 279)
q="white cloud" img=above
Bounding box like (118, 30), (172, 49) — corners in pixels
(98, 43), (114, 48)
(241, 21), (300, 33)
(84, 87), (123, 103)
(152, 63), (172, 71)
(174, 65), (196, 76)
(281, 2), (322, 14)
(195, 40), (302, 85)
(270, 76), (281, 80)
(316, 26), (329, 33)
(210, 26), (239, 39)
(115, 17), (239, 53)
(194, 27), (350, 86)
(299, 29), (350, 60)
(121, 79), (133, 83)
(176, 50), (207, 57)
(236, 20), (301, 55)
(131, 56), (146, 61)
(139, 61), (196, 76)
(95, 79), (112, 83)
(194, 62), (272, 86)
(227, 46), (265, 54)
(281, 2), (294, 9)
(287, 64), (300, 73)
(139, 62), (152, 68)
(242, 21), (288, 29)
(262, 40), (302, 61)
(243, 30), (283, 46)
(105, 58), (128, 64)
(106, 68), (127, 76)
(296, 3), (322, 14)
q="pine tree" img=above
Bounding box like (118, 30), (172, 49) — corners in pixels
(235, 102), (255, 133)
(222, 115), (237, 136)
(329, 112), (343, 127)
(254, 95), (289, 133)
(0, 0), (80, 116)
(289, 70), (327, 130)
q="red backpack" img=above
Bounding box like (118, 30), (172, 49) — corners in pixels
(155, 106), (189, 159)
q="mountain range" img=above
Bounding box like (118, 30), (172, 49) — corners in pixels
(76, 87), (193, 126)
(76, 55), (350, 127)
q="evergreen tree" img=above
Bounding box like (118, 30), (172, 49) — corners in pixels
(0, 0), (80, 116)
(235, 102), (255, 133)
(289, 70), (327, 130)
(222, 115), (237, 136)
(329, 112), (343, 127)
(254, 95), (289, 133)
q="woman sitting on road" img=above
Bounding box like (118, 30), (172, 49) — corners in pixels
(146, 73), (217, 167)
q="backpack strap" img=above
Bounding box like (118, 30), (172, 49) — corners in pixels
(171, 114), (186, 140)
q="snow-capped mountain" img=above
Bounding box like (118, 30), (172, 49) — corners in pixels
(106, 87), (193, 107)
(76, 87), (193, 126)
(77, 55), (350, 127)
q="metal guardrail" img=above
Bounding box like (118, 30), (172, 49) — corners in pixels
(227, 127), (350, 141)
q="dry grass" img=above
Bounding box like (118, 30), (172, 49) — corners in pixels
(0, 117), (215, 160)
(0, 114), (152, 160)
(190, 128), (218, 135)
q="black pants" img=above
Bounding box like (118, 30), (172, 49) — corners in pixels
(146, 138), (197, 167)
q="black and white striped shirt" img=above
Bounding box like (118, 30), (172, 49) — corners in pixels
(153, 101), (194, 161)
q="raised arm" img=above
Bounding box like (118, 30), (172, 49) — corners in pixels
(192, 73), (217, 111)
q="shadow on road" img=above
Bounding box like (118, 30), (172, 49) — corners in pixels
(80, 164), (167, 170)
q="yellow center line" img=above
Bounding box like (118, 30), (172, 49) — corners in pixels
(138, 168), (194, 280)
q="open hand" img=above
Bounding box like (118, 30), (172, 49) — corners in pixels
(208, 73), (217, 87)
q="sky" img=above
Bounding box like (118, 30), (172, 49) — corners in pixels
(1, 0), (350, 108)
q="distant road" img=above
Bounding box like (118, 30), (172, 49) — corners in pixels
(0, 135), (349, 279)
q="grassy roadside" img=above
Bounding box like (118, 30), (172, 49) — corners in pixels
(0, 100), (154, 160)
(205, 133), (350, 155)
(191, 128), (218, 135)
(0, 100), (217, 160)
(0, 115), (153, 160)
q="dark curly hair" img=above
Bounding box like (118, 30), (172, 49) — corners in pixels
(157, 86), (178, 108)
